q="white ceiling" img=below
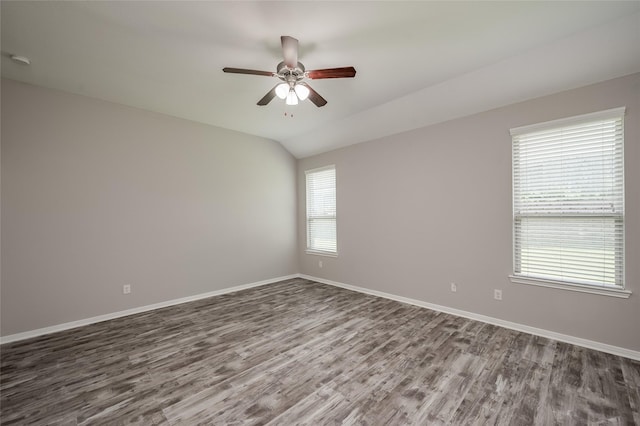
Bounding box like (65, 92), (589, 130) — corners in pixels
(2, 1), (639, 158)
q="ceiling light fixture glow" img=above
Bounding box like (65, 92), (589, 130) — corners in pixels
(275, 83), (289, 99)
(285, 89), (298, 106)
(294, 84), (309, 101)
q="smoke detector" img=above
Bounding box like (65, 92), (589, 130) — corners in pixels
(10, 55), (31, 65)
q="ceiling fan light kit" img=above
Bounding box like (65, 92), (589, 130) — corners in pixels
(275, 83), (289, 99)
(223, 36), (356, 107)
(286, 89), (298, 106)
(294, 84), (309, 101)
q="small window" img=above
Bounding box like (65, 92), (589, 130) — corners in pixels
(306, 165), (337, 255)
(510, 108), (625, 294)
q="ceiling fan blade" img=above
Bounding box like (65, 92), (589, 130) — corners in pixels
(223, 67), (275, 77)
(281, 36), (299, 68)
(257, 85), (278, 106)
(300, 83), (327, 107)
(307, 67), (357, 79)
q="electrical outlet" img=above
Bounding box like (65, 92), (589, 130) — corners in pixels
(319, 260), (323, 268)
(494, 289), (502, 300)
(123, 284), (131, 295)
(450, 282), (457, 292)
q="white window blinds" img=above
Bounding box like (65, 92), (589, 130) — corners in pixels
(511, 108), (624, 289)
(306, 165), (337, 254)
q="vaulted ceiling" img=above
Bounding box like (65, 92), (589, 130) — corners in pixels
(2, 1), (639, 158)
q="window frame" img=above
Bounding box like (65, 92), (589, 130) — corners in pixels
(305, 165), (338, 257)
(509, 107), (630, 298)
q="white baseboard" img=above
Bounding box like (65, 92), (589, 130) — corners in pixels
(0, 274), (299, 345)
(5, 273), (638, 361)
(299, 274), (640, 362)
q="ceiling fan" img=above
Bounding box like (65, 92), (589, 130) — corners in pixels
(223, 36), (356, 107)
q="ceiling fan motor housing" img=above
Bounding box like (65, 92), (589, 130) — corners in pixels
(276, 61), (307, 86)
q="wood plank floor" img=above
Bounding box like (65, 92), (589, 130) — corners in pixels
(1, 278), (639, 425)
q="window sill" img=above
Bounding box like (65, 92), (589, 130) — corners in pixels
(305, 250), (338, 258)
(509, 275), (631, 299)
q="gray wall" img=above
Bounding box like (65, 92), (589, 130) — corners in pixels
(3, 73), (639, 353)
(1, 79), (298, 336)
(298, 73), (640, 352)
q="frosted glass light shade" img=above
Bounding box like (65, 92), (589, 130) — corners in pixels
(286, 89), (298, 105)
(294, 84), (310, 101)
(275, 83), (289, 99)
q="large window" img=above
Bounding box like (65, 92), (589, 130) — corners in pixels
(510, 108), (628, 297)
(306, 165), (337, 255)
